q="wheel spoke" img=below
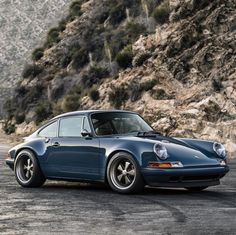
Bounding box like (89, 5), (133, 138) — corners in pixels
(124, 175), (131, 184)
(117, 173), (124, 181)
(25, 170), (30, 178)
(124, 161), (130, 171)
(29, 170), (33, 176)
(27, 158), (31, 167)
(23, 165), (27, 170)
(29, 164), (33, 169)
(127, 169), (135, 176)
(117, 164), (124, 172)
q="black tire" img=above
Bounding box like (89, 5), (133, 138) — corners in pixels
(185, 187), (208, 192)
(107, 152), (144, 194)
(14, 149), (46, 188)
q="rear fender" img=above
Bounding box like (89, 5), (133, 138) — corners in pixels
(9, 139), (46, 161)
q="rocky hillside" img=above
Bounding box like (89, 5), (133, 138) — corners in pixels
(0, 0), (74, 117)
(4, 0), (236, 157)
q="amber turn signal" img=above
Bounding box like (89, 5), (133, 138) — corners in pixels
(147, 161), (183, 168)
(147, 162), (172, 168)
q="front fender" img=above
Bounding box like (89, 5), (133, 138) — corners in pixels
(176, 138), (225, 159)
(100, 138), (157, 168)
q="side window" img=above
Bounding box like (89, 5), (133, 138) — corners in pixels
(83, 117), (91, 132)
(59, 116), (83, 137)
(38, 121), (57, 137)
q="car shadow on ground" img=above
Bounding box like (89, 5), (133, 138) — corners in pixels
(39, 180), (228, 196)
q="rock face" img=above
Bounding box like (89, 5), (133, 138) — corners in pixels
(80, 0), (236, 156)
(5, 0), (236, 157)
(0, 0), (74, 115)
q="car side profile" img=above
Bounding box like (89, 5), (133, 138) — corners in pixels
(6, 110), (229, 194)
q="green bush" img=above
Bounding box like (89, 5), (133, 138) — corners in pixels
(45, 28), (60, 48)
(58, 14), (77, 32)
(116, 45), (133, 69)
(58, 41), (81, 68)
(62, 94), (80, 112)
(52, 102), (63, 116)
(151, 88), (169, 100)
(82, 66), (109, 88)
(109, 3), (126, 25)
(125, 22), (146, 41)
(105, 30), (127, 60)
(152, 0), (170, 24)
(32, 48), (44, 61)
(22, 64), (43, 78)
(129, 82), (142, 102)
(58, 18), (68, 32)
(70, 84), (83, 96)
(129, 79), (157, 102)
(35, 101), (52, 125)
(108, 86), (129, 108)
(2, 121), (15, 135)
(141, 79), (157, 91)
(60, 54), (72, 68)
(15, 86), (27, 96)
(212, 78), (223, 92)
(69, 0), (83, 17)
(71, 48), (89, 70)
(3, 99), (15, 120)
(89, 86), (100, 101)
(15, 113), (25, 124)
(133, 52), (151, 66)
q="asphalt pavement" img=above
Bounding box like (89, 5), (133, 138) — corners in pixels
(1, 144), (236, 235)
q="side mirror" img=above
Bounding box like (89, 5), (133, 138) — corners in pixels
(81, 129), (92, 137)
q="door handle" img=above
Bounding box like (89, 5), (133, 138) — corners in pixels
(52, 142), (60, 147)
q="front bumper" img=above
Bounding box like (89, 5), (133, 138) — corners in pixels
(6, 158), (14, 170)
(141, 165), (229, 188)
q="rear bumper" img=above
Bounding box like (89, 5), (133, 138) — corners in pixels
(141, 165), (229, 188)
(6, 158), (14, 170)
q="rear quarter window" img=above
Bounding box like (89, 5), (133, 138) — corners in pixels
(38, 121), (58, 137)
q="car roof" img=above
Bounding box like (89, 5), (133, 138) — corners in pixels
(52, 109), (137, 120)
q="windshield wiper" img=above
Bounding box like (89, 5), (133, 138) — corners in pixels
(136, 130), (162, 137)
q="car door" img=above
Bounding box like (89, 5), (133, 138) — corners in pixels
(47, 115), (101, 180)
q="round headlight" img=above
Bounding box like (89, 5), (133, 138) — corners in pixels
(154, 143), (168, 160)
(213, 142), (226, 158)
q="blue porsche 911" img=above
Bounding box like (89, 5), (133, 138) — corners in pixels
(6, 110), (229, 193)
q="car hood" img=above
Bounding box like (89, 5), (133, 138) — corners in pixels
(118, 135), (219, 167)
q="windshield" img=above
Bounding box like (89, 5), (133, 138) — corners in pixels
(91, 112), (153, 136)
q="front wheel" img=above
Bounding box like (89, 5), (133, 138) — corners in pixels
(107, 152), (144, 194)
(185, 187), (208, 192)
(14, 150), (46, 187)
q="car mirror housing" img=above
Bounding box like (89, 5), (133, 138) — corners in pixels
(81, 129), (92, 137)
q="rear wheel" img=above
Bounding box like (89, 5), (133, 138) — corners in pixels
(14, 150), (46, 187)
(107, 152), (144, 194)
(185, 187), (208, 192)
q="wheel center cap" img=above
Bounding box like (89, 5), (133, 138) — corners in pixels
(122, 170), (127, 175)
(26, 165), (31, 171)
